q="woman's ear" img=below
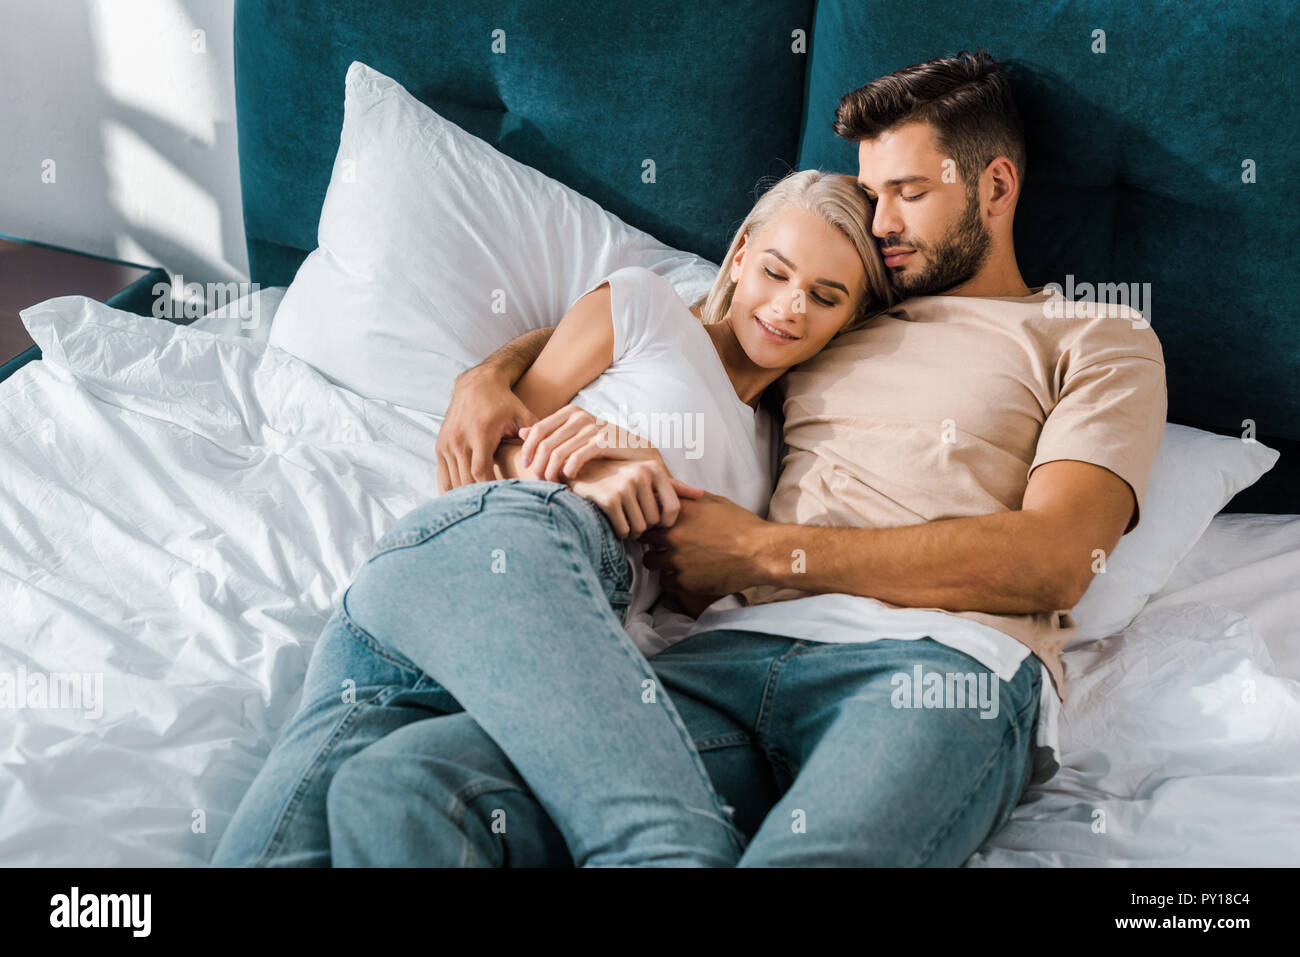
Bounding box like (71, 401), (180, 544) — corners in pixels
(839, 289), (872, 333)
(730, 232), (749, 283)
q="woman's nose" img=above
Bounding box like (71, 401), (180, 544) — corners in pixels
(767, 292), (796, 318)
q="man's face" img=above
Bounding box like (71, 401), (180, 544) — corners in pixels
(856, 121), (991, 298)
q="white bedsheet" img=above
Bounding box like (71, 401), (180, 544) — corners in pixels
(0, 296), (444, 865)
(967, 515), (1300, 867)
(1, 296), (1297, 866)
(187, 285), (287, 344)
(1145, 512), (1300, 682)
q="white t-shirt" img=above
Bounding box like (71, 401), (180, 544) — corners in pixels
(567, 266), (779, 655)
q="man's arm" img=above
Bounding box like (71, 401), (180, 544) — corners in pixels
(435, 326), (556, 492)
(490, 326), (558, 386)
(642, 459), (1134, 615)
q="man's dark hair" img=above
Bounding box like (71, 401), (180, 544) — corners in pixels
(832, 50), (1026, 192)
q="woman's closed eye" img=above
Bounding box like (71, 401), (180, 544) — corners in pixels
(763, 267), (836, 307)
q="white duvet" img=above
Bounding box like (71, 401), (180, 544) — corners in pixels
(1, 296), (446, 865)
(1, 296), (1297, 866)
(967, 601), (1300, 867)
(968, 509), (1300, 867)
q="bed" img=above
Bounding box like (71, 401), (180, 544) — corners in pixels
(0, 0), (1296, 867)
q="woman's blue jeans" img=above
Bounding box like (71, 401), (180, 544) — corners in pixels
(211, 479), (1039, 867)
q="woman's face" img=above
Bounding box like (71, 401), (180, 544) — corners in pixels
(726, 205), (868, 369)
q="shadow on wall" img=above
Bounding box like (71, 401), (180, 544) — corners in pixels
(2, 0), (247, 301)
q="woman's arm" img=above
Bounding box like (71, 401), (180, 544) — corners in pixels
(513, 283), (615, 420)
(488, 281), (613, 484)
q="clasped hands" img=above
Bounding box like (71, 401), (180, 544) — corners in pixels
(440, 401), (767, 612)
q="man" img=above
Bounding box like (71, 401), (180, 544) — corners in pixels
(300, 51), (1166, 867)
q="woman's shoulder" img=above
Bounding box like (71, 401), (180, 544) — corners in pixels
(603, 265), (705, 339)
(604, 265), (699, 309)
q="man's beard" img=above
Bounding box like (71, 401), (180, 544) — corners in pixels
(884, 193), (992, 298)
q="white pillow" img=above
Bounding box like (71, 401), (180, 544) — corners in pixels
(268, 61), (718, 416)
(1067, 422), (1279, 645)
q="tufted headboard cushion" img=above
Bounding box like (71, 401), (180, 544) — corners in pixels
(233, 0), (813, 284)
(234, 0), (1296, 511)
(797, 0), (1298, 511)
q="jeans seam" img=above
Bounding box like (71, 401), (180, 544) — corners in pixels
(578, 494), (629, 586)
(339, 589), (425, 675)
(1016, 669), (1043, 795)
(1016, 665), (1043, 724)
(693, 732), (752, 752)
(559, 490), (631, 595)
(251, 691), (387, 866)
(445, 779), (534, 868)
(914, 702), (1031, 866)
(751, 642), (805, 779)
(543, 487), (626, 591)
(546, 501), (748, 858)
(367, 486), (488, 559)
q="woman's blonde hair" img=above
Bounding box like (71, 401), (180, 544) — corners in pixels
(693, 168), (894, 335)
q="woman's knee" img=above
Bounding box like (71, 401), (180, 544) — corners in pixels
(326, 747), (470, 865)
(325, 744), (563, 866)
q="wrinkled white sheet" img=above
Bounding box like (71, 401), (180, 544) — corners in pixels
(0, 296), (445, 865)
(1145, 512), (1300, 682)
(1, 296), (1297, 866)
(968, 514), (1300, 867)
(187, 285), (286, 345)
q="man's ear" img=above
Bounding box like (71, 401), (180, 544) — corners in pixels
(984, 157), (1020, 217)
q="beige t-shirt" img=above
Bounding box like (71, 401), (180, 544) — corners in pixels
(737, 286), (1168, 700)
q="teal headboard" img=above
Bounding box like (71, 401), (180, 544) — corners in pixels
(233, 0), (814, 283)
(233, 0), (1297, 511)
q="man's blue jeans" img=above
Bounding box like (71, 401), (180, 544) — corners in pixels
(211, 479), (1039, 867)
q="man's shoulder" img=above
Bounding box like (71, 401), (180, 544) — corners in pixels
(1040, 293), (1165, 368)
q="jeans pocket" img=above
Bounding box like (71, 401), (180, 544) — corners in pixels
(366, 485), (489, 562)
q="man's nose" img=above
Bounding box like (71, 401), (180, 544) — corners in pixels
(872, 197), (902, 239)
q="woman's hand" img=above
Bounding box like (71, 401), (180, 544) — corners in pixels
(567, 457), (703, 540)
(494, 435), (701, 538)
(518, 404), (660, 483)
(516, 404), (706, 538)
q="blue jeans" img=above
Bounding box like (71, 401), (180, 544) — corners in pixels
(212, 479), (1039, 867)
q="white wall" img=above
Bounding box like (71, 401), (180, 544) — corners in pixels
(1, 0), (247, 302)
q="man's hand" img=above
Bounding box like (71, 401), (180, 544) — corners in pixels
(436, 366), (539, 493)
(640, 492), (769, 595)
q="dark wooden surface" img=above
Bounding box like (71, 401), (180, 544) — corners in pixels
(0, 238), (153, 362)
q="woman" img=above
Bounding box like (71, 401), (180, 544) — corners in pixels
(213, 169), (893, 868)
